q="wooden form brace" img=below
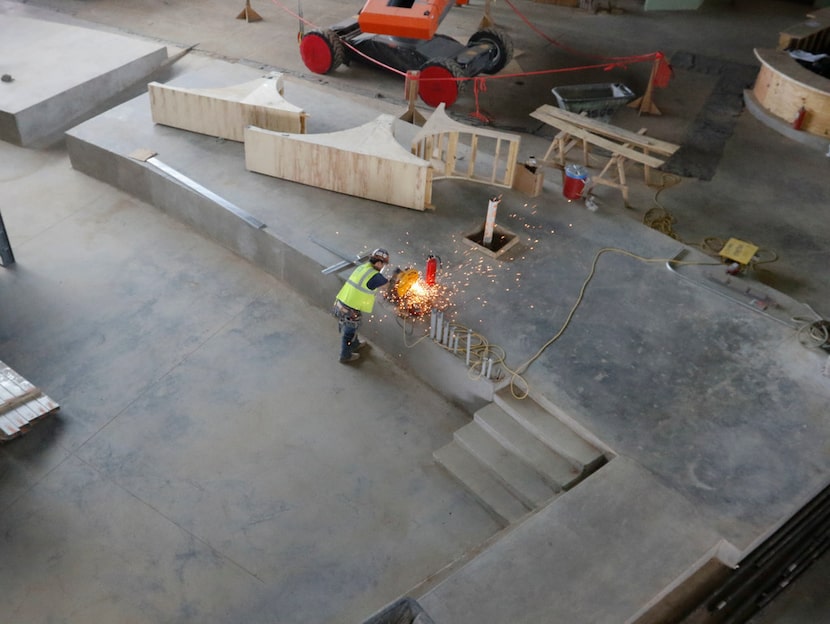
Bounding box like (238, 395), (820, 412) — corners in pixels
(148, 73), (307, 142)
(411, 103), (520, 188)
(530, 104), (679, 206)
(244, 115), (433, 211)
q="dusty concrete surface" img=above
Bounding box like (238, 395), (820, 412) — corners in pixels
(0, 139), (503, 623)
(2, 0), (830, 623)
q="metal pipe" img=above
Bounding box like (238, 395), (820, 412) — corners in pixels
(466, 330), (471, 366)
(430, 309), (437, 339)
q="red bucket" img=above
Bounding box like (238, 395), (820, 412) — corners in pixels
(562, 164), (588, 200)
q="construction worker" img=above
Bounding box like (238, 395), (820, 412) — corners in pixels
(333, 248), (390, 363)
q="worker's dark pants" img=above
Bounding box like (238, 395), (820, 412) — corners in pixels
(333, 301), (362, 360)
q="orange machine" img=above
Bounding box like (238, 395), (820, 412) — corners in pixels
(357, 0), (461, 40)
(299, 0), (510, 108)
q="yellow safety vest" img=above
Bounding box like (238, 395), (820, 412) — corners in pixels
(336, 262), (379, 313)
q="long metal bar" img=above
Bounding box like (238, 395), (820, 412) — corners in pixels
(145, 157), (266, 230)
(0, 210), (15, 267)
(311, 236), (371, 275)
(665, 249), (796, 329)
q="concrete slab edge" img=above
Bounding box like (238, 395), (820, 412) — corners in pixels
(624, 539), (740, 624)
(13, 48), (168, 148)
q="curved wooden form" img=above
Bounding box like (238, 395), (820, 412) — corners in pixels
(752, 48), (830, 139)
(149, 73), (307, 142)
(244, 115), (433, 211)
(411, 103), (520, 188)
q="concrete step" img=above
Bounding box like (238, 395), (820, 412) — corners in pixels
(434, 441), (530, 527)
(495, 388), (606, 472)
(454, 422), (560, 508)
(474, 403), (583, 490)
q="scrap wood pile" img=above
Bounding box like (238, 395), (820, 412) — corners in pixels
(0, 360), (59, 441)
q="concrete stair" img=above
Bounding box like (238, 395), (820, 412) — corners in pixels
(434, 390), (607, 527)
(494, 388), (607, 474)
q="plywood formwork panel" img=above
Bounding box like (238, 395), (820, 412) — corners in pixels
(244, 115), (433, 211)
(411, 104), (520, 188)
(149, 73), (307, 141)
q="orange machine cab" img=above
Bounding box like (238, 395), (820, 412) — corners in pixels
(357, 0), (461, 40)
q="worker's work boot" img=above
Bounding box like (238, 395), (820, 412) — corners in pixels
(352, 340), (366, 351)
(339, 353), (360, 364)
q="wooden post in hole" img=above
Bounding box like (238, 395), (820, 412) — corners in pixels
(400, 71), (427, 126)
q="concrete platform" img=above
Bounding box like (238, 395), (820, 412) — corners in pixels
(4, 1), (830, 622)
(62, 55), (830, 622)
(0, 14), (167, 147)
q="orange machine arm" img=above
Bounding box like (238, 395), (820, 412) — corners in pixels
(358, 0), (463, 40)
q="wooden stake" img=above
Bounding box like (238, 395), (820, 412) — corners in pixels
(236, 0), (263, 23)
(479, 0), (494, 29)
(628, 56), (662, 116)
(400, 71), (427, 126)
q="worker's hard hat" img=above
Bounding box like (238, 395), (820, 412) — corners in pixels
(370, 248), (390, 264)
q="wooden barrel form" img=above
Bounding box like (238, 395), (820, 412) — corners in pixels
(752, 48), (830, 139)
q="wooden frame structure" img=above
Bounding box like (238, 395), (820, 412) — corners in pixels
(148, 73), (307, 142)
(411, 103), (521, 189)
(530, 104), (679, 206)
(244, 115), (433, 211)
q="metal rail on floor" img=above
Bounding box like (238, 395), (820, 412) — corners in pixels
(700, 482), (830, 623)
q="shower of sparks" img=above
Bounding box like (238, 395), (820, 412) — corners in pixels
(387, 276), (453, 318)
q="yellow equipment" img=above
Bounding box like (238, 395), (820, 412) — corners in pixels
(719, 238), (759, 267)
(394, 268), (420, 298)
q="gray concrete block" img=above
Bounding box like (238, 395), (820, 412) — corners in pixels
(0, 15), (167, 147)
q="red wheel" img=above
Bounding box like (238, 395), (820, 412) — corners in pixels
(300, 29), (344, 74)
(418, 60), (463, 108)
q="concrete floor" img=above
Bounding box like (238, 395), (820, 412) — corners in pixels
(3, 0), (830, 622)
(0, 139), (504, 623)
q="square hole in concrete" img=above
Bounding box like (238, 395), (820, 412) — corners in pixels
(462, 223), (519, 259)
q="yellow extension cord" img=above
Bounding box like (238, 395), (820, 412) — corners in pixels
(400, 247), (722, 400)
(395, 176), (803, 400)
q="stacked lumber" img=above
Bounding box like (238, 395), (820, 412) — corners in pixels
(0, 360), (59, 441)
